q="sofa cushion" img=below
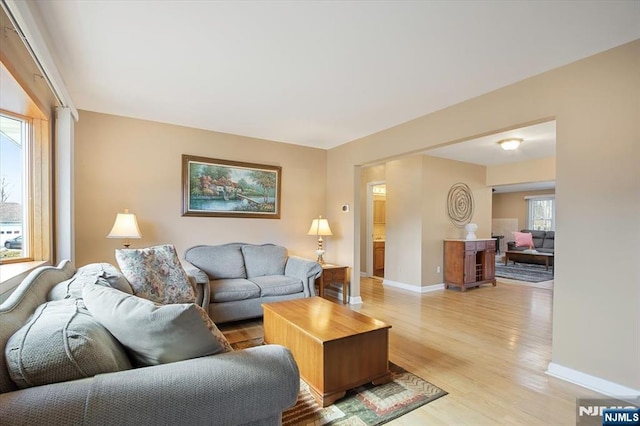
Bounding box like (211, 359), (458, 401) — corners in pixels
(5, 299), (132, 389)
(185, 243), (247, 279)
(250, 275), (303, 297)
(115, 244), (196, 304)
(242, 244), (287, 278)
(83, 285), (233, 367)
(0, 261), (77, 394)
(209, 278), (260, 302)
(48, 262), (132, 300)
(542, 231), (555, 250)
(527, 230), (546, 248)
(77, 262), (133, 294)
(513, 231), (534, 248)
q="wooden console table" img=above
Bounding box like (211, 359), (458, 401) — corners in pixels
(317, 264), (349, 304)
(444, 239), (496, 291)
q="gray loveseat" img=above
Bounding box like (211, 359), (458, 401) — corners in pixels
(183, 243), (322, 323)
(0, 260), (300, 426)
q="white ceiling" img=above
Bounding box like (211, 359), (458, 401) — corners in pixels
(424, 120), (557, 193)
(30, 1), (640, 149)
(425, 121), (556, 167)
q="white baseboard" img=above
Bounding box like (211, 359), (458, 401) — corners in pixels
(547, 362), (640, 397)
(323, 287), (363, 305)
(421, 283), (446, 292)
(323, 287), (341, 300)
(382, 279), (445, 293)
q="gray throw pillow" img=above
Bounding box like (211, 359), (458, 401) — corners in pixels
(242, 244), (287, 277)
(82, 285), (233, 367)
(5, 299), (132, 389)
(115, 244), (196, 304)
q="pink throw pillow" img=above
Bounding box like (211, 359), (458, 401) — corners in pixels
(513, 232), (534, 248)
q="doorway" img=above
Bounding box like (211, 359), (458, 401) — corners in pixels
(366, 182), (386, 278)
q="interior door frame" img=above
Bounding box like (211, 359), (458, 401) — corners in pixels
(365, 180), (385, 277)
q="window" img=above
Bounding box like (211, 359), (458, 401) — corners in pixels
(0, 112), (29, 260)
(0, 62), (52, 266)
(0, 7), (58, 288)
(526, 196), (555, 231)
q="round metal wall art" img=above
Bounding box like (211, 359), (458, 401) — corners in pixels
(447, 183), (474, 228)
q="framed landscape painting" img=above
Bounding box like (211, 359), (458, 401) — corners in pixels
(182, 155), (282, 219)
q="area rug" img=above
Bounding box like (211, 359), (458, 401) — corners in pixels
(495, 261), (554, 283)
(230, 338), (447, 425)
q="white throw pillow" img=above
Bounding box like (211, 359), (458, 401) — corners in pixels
(82, 285), (232, 367)
(115, 244), (195, 304)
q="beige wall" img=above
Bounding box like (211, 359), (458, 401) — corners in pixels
(74, 111), (327, 266)
(326, 40), (640, 390)
(422, 156), (491, 286)
(487, 156), (556, 186)
(492, 189), (556, 231)
(384, 156), (423, 286)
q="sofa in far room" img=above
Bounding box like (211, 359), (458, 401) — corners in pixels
(506, 229), (555, 266)
(183, 242), (323, 324)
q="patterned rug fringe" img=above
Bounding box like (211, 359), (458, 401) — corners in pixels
(280, 363), (446, 425)
(229, 339), (447, 425)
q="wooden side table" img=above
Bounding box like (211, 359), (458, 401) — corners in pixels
(318, 264), (349, 304)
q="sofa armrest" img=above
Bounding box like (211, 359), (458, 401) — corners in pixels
(181, 260), (210, 310)
(0, 345), (300, 426)
(181, 260), (209, 284)
(285, 256), (322, 297)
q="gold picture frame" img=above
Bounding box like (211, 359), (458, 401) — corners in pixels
(182, 155), (281, 219)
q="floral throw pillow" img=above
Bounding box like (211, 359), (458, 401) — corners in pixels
(115, 244), (196, 305)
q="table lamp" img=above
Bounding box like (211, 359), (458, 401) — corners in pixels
(307, 216), (332, 264)
(107, 209), (142, 248)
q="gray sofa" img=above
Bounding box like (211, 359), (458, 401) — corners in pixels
(506, 229), (555, 265)
(0, 260), (300, 426)
(183, 243), (322, 323)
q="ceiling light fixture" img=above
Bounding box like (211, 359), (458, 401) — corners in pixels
(498, 138), (523, 151)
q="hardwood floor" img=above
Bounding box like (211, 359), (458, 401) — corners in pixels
(220, 278), (602, 425)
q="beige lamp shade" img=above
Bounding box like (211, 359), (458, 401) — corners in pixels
(307, 216), (332, 264)
(107, 209), (142, 247)
(307, 217), (333, 236)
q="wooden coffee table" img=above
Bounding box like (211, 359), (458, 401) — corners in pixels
(505, 250), (554, 271)
(262, 297), (391, 407)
